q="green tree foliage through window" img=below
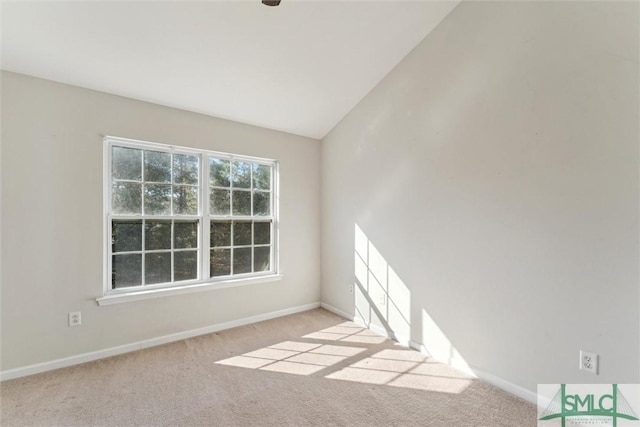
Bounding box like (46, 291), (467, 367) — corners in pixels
(107, 137), (276, 292)
(208, 156), (273, 278)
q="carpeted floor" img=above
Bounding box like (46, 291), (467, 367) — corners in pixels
(1, 308), (536, 426)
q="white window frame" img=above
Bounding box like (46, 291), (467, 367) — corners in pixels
(99, 136), (280, 306)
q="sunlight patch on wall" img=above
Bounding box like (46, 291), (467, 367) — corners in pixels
(354, 223), (411, 343)
(354, 223), (473, 376)
(421, 308), (473, 375)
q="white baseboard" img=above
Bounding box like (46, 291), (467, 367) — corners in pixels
(319, 303), (411, 346)
(320, 303), (537, 405)
(320, 304), (394, 340)
(321, 308), (411, 348)
(406, 340), (537, 404)
(470, 364), (538, 405)
(354, 320), (411, 347)
(2, 299), (540, 405)
(319, 302), (354, 320)
(0, 302), (320, 382)
(408, 339), (432, 357)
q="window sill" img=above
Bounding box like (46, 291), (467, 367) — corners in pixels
(96, 274), (283, 306)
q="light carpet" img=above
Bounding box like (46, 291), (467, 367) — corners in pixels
(1, 308), (536, 426)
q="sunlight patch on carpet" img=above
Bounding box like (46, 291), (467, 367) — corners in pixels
(215, 338), (365, 376)
(324, 348), (472, 394)
(214, 325), (472, 395)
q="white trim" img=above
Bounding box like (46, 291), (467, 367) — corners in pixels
(319, 302), (354, 320)
(97, 274), (283, 306)
(356, 318), (385, 335)
(406, 339), (537, 405)
(318, 303), (415, 345)
(0, 301), (320, 381)
(103, 140), (110, 298)
(104, 135), (279, 295)
(106, 135), (276, 164)
(408, 339), (430, 356)
(469, 364), (538, 405)
(352, 317), (411, 347)
(319, 302), (537, 405)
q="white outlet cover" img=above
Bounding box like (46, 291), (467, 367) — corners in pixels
(68, 311), (82, 327)
(579, 350), (598, 374)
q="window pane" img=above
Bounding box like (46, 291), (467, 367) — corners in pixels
(211, 248), (231, 277)
(232, 190), (251, 215)
(175, 221), (198, 249)
(254, 221), (271, 245)
(232, 161), (251, 188)
(145, 252), (171, 285)
(210, 158), (230, 187)
(145, 221), (171, 250)
(252, 164), (271, 190)
(144, 184), (171, 215)
(112, 146), (142, 181)
(210, 188), (230, 215)
(254, 247), (270, 272)
(173, 185), (198, 215)
(112, 254), (142, 288)
(173, 154), (199, 185)
(112, 220), (142, 252)
(109, 140), (278, 288)
(175, 250), (197, 281)
(211, 221), (231, 247)
(112, 182), (142, 214)
(144, 150), (171, 183)
(233, 247), (251, 274)
(234, 221), (252, 246)
(253, 191), (270, 216)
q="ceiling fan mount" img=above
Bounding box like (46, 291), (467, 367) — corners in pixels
(262, 0), (281, 6)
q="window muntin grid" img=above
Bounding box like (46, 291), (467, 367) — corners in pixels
(105, 137), (277, 294)
(208, 157), (274, 279)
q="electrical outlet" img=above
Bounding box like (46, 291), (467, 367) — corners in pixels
(348, 284), (354, 294)
(579, 350), (598, 374)
(68, 311), (81, 327)
(378, 293), (386, 306)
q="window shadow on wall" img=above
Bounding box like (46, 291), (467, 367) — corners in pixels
(353, 223), (473, 375)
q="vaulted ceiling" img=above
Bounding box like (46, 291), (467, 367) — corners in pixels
(1, 1), (459, 139)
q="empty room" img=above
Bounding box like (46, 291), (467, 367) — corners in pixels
(1, 1), (638, 426)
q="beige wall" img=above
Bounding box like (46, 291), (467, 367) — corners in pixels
(321, 1), (639, 393)
(2, 0), (638, 397)
(1, 71), (321, 371)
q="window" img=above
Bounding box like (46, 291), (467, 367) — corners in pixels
(105, 136), (278, 297)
